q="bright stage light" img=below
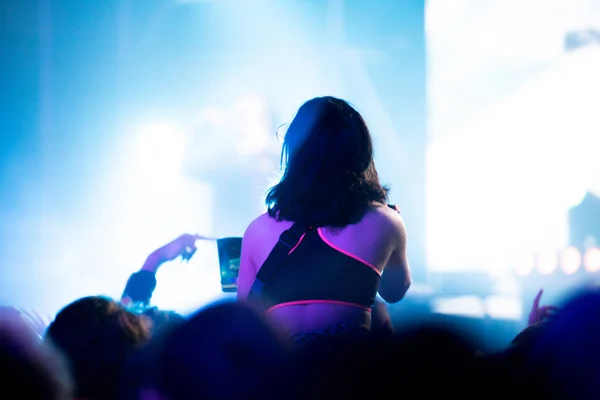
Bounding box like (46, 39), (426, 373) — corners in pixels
(537, 250), (558, 275)
(560, 246), (581, 274)
(514, 251), (535, 276)
(234, 95), (272, 156)
(430, 296), (486, 318)
(485, 295), (522, 320)
(133, 122), (186, 181)
(584, 247), (600, 273)
(426, 0), (600, 275)
(196, 107), (226, 128)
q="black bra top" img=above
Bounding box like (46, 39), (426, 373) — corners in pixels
(261, 227), (381, 312)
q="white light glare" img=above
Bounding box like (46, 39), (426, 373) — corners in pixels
(133, 122), (185, 181)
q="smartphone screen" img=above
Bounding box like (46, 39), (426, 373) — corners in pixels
(217, 237), (242, 292)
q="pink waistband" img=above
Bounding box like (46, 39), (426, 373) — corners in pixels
(266, 300), (372, 313)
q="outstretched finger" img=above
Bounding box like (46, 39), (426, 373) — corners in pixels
(194, 233), (217, 241)
(532, 289), (543, 310)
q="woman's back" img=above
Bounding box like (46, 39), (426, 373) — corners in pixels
(237, 96), (411, 342)
(237, 203), (410, 337)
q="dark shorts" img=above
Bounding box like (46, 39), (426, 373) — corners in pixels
(289, 324), (371, 348)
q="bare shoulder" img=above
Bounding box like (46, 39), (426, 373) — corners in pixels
(244, 212), (270, 239)
(243, 213), (294, 267)
(244, 212), (293, 242)
(365, 204), (407, 236)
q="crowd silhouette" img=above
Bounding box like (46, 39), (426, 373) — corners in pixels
(1, 97), (597, 399)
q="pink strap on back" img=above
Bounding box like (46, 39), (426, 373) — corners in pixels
(317, 228), (381, 276)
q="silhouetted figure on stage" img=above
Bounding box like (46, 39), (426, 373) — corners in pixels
(187, 97), (280, 238)
(568, 191), (600, 248)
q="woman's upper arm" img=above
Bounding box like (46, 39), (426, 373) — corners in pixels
(237, 223), (258, 302)
(378, 214), (411, 303)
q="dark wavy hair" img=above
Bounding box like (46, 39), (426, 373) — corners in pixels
(46, 296), (151, 400)
(266, 96), (388, 227)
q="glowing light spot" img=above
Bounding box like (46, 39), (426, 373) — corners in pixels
(584, 247), (600, 273)
(514, 251), (535, 276)
(537, 250), (558, 275)
(560, 246), (581, 274)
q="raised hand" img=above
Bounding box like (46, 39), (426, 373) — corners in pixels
(528, 289), (558, 326)
(142, 233), (216, 273)
(157, 233), (204, 263)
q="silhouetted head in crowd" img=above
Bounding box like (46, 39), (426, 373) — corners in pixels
(46, 296), (151, 400)
(0, 307), (72, 399)
(501, 321), (547, 368)
(266, 96), (388, 227)
(526, 287), (600, 399)
(297, 324), (487, 399)
(119, 309), (185, 400)
(142, 308), (185, 337)
(158, 301), (292, 400)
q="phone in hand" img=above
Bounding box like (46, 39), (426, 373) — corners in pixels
(217, 237), (242, 293)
